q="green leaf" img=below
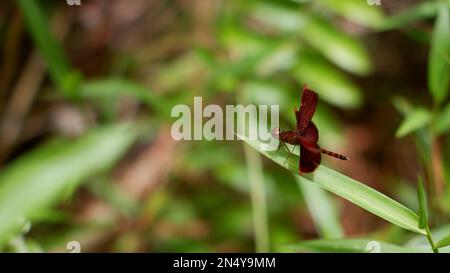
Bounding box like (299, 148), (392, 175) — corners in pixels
(407, 224), (450, 248)
(300, 16), (373, 75)
(281, 239), (433, 253)
(381, 1), (446, 30)
(316, 0), (386, 28)
(293, 52), (363, 109)
(417, 176), (428, 229)
(79, 79), (167, 114)
(434, 102), (450, 135)
(436, 234), (450, 249)
(256, 42), (299, 76)
(247, 1), (306, 33)
(395, 108), (432, 138)
(17, 0), (76, 95)
(296, 176), (343, 239)
(237, 134), (426, 235)
(428, 5), (450, 105)
(0, 123), (137, 246)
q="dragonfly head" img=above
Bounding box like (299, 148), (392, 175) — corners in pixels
(271, 127), (281, 139)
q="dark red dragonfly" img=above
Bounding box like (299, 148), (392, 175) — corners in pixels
(272, 85), (348, 173)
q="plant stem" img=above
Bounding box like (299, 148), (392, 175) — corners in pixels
(243, 142), (270, 253)
(431, 134), (445, 197)
(425, 226), (439, 253)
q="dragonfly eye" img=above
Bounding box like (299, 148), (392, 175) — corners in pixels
(271, 127), (280, 139)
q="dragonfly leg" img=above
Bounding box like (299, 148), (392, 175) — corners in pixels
(270, 139), (284, 159)
(283, 144), (295, 167)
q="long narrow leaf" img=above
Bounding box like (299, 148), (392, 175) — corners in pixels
(428, 5), (450, 104)
(296, 176), (343, 239)
(17, 0), (76, 95)
(381, 1), (447, 30)
(436, 234), (450, 249)
(282, 239), (434, 253)
(79, 79), (166, 113)
(435, 102), (450, 135)
(237, 134), (426, 235)
(395, 108), (431, 138)
(417, 176), (428, 229)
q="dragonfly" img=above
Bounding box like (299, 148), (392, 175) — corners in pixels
(272, 85), (348, 173)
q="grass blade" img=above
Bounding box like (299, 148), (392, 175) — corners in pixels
(428, 5), (450, 104)
(16, 0), (76, 95)
(281, 239), (433, 253)
(395, 108), (431, 138)
(300, 16), (373, 75)
(237, 134), (426, 235)
(436, 234), (450, 249)
(434, 102), (450, 135)
(381, 1), (446, 30)
(296, 176), (343, 239)
(417, 176), (428, 229)
(79, 79), (166, 113)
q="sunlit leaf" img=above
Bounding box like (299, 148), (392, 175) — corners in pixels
(300, 16), (373, 75)
(381, 1), (446, 30)
(293, 52), (363, 109)
(241, 80), (290, 107)
(247, 1), (306, 32)
(395, 108), (431, 138)
(237, 134), (426, 235)
(316, 0), (386, 28)
(256, 42), (300, 75)
(436, 234), (450, 249)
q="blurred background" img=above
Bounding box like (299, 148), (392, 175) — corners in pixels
(0, 0), (449, 252)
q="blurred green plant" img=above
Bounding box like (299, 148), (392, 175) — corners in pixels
(7, 0), (450, 253)
(394, 4), (450, 238)
(0, 123), (136, 248)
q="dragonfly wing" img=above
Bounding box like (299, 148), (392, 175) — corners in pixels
(296, 86), (318, 134)
(302, 122), (319, 143)
(299, 143), (321, 173)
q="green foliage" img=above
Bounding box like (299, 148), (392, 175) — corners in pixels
(436, 234), (450, 249)
(293, 52), (363, 108)
(316, 0), (386, 28)
(238, 134), (426, 235)
(396, 108), (432, 138)
(296, 177), (343, 239)
(80, 79), (167, 114)
(300, 16), (373, 75)
(435, 102), (450, 135)
(8, 0), (450, 253)
(0, 124), (136, 247)
(282, 239), (434, 253)
(382, 0), (449, 30)
(428, 5), (450, 104)
(16, 0), (79, 96)
(417, 176), (428, 229)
